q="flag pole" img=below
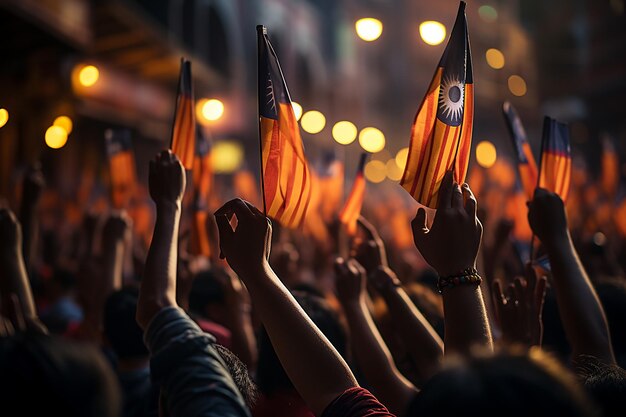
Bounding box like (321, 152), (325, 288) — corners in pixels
(257, 26), (268, 216)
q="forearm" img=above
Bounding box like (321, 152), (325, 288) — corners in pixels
(225, 305), (258, 370)
(442, 285), (493, 355)
(546, 234), (615, 363)
(102, 240), (124, 295)
(380, 286), (443, 380)
(243, 262), (357, 416)
(0, 248), (37, 319)
(343, 298), (417, 415)
(19, 203), (38, 272)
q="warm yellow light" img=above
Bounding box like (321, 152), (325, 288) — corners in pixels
(332, 121), (357, 145)
(419, 21), (446, 46)
(395, 147), (409, 170)
(199, 99), (224, 121)
(301, 110), (326, 134)
(210, 141), (244, 173)
(45, 126), (68, 149)
(292, 102), (303, 121)
(0, 108), (8, 128)
(78, 65), (99, 87)
(355, 18), (383, 41)
(386, 159), (404, 181)
(359, 127), (385, 153)
(486, 48), (505, 69)
(53, 116), (73, 134)
(508, 75), (527, 97)
(476, 141), (497, 168)
(364, 160), (386, 183)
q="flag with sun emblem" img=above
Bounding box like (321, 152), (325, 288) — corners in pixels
(401, 1), (473, 208)
(538, 116), (571, 202)
(502, 101), (538, 200)
(257, 25), (312, 228)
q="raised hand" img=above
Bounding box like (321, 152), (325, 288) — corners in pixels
(22, 164), (45, 205)
(334, 257), (367, 305)
(411, 171), (482, 276)
(102, 210), (132, 247)
(352, 216), (388, 275)
(528, 187), (568, 246)
(149, 150), (186, 207)
(0, 207), (22, 255)
(214, 199), (272, 277)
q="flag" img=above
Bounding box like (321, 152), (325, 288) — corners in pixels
(317, 152), (344, 222)
(257, 25), (312, 228)
(170, 58), (195, 170)
(339, 153), (368, 236)
(538, 116), (572, 202)
(401, 1), (473, 208)
(502, 101), (538, 200)
(189, 127), (212, 257)
(105, 128), (136, 209)
(600, 135), (619, 199)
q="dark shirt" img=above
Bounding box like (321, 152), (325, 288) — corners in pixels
(117, 366), (159, 417)
(321, 387), (395, 417)
(144, 306), (250, 417)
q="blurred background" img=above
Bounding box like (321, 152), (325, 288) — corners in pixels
(0, 0), (624, 210)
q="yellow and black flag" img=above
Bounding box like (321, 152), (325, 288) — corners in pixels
(257, 25), (312, 228)
(170, 58), (195, 170)
(401, 2), (473, 208)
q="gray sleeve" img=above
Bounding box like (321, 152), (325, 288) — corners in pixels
(144, 306), (251, 417)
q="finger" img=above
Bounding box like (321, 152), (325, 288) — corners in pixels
(437, 170), (454, 209)
(214, 214), (234, 258)
(216, 198), (255, 222)
(411, 207), (429, 241)
(535, 276), (548, 311)
(334, 257), (349, 277)
(524, 262), (537, 303)
(451, 183), (464, 210)
(243, 200), (265, 219)
(9, 294), (26, 332)
(462, 183), (477, 217)
(357, 216), (380, 241)
(514, 277), (526, 301)
(493, 280), (505, 305)
(348, 258), (366, 277)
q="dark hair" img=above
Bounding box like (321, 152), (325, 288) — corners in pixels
(0, 333), (120, 417)
(594, 277), (626, 368)
(256, 291), (347, 394)
(103, 287), (148, 360)
(577, 355), (626, 417)
(214, 344), (258, 408)
(188, 270), (225, 315)
(406, 348), (596, 417)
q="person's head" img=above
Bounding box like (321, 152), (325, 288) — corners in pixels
(214, 343), (258, 408)
(407, 348), (596, 417)
(577, 355), (626, 417)
(256, 291), (347, 394)
(0, 333), (120, 417)
(188, 270), (226, 322)
(103, 287), (148, 361)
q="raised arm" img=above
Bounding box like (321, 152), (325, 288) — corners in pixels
(19, 165), (45, 273)
(215, 199), (358, 416)
(411, 171), (492, 355)
(335, 257), (417, 415)
(528, 188), (615, 364)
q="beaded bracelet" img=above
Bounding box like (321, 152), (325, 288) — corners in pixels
(437, 267), (482, 294)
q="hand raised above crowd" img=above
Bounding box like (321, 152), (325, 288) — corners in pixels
(149, 150), (186, 208)
(527, 187), (569, 247)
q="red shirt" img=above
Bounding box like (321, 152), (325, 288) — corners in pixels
(322, 387), (395, 417)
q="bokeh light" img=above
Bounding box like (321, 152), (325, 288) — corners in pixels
(355, 18), (383, 41)
(53, 116), (73, 134)
(478, 5), (498, 22)
(78, 65), (99, 87)
(358, 127), (385, 153)
(419, 21), (446, 46)
(0, 108), (8, 128)
(332, 121), (358, 145)
(508, 75), (527, 96)
(395, 147), (409, 170)
(198, 99), (224, 121)
(292, 102), (303, 121)
(210, 141), (244, 173)
(386, 159), (404, 181)
(45, 126), (68, 149)
(301, 110), (326, 134)
(364, 160), (386, 183)
(476, 141), (497, 168)
(485, 48), (505, 69)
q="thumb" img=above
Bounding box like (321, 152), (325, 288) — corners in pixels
(411, 207), (428, 243)
(214, 214), (234, 259)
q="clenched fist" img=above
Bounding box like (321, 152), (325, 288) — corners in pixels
(149, 150), (186, 207)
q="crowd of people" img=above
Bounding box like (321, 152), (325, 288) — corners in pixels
(1, 138), (625, 417)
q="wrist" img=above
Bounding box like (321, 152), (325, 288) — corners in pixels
(542, 230), (571, 252)
(155, 200), (181, 212)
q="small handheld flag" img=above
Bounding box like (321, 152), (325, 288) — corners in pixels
(401, 1), (473, 208)
(502, 101), (538, 200)
(170, 58), (196, 170)
(339, 153), (368, 236)
(257, 25), (312, 228)
(538, 117), (572, 202)
(105, 128), (136, 209)
(189, 127), (213, 257)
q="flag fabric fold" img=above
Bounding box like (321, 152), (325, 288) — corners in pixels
(502, 101), (538, 200)
(170, 58), (196, 170)
(189, 127), (213, 257)
(339, 153), (368, 236)
(401, 1), (473, 208)
(105, 128), (136, 209)
(257, 25), (312, 228)
(538, 116), (572, 202)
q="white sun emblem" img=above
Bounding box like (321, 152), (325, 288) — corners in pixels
(439, 76), (464, 122)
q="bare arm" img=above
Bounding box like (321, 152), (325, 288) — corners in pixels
(223, 270), (258, 369)
(335, 257), (417, 415)
(528, 188), (615, 364)
(19, 166), (44, 273)
(411, 171), (492, 355)
(215, 199), (358, 416)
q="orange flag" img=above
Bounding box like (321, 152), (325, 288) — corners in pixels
(339, 154), (367, 236)
(189, 128), (212, 257)
(170, 58), (195, 170)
